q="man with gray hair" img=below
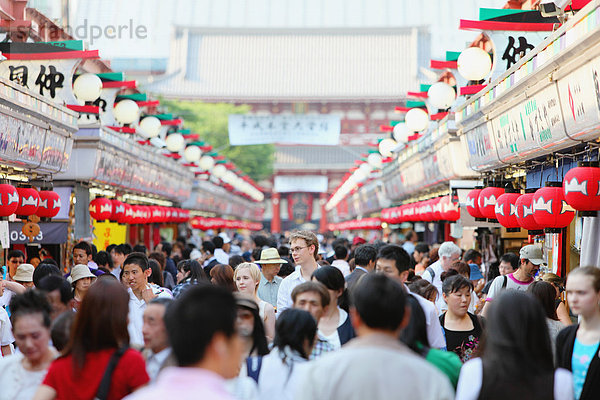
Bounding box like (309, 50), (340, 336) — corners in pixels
(422, 241), (462, 312)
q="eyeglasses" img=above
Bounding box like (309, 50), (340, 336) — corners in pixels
(291, 246), (308, 253)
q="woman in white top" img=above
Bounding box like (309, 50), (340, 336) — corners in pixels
(0, 290), (57, 400)
(311, 266), (355, 349)
(234, 262), (275, 341)
(456, 290), (573, 400)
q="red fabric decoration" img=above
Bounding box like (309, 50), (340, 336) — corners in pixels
(563, 162), (600, 216)
(36, 191), (61, 218)
(478, 187), (505, 220)
(494, 193), (521, 229)
(110, 199), (125, 223)
(16, 187), (40, 216)
(89, 198), (112, 221)
(466, 189), (485, 219)
(0, 184), (19, 217)
(515, 192), (544, 232)
(532, 183), (575, 232)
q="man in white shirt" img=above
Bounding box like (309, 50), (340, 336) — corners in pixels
(123, 253), (173, 347)
(212, 236), (230, 265)
(276, 231), (320, 314)
(297, 274), (454, 400)
(142, 298), (174, 381)
(375, 244), (446, 349)
(422, 241), (461, 312)
(331, 246), (351, 277)
(481, 244), (543, 317)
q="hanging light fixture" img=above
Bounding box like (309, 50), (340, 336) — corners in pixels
(405, 108), (429, 132)
(138, 116), (161, 139)
(199, 155), (215, 171)
(72, 73), (102, 103)
(427, 82), (456, 110)
(113, 99), (140, 125)
(367, 153), (383, 169)
(183, 145), (202, 162)
(165, 133), (185, 152)
(457, 47), (492, 81)
(212, 164), (227, 178)
(378, 138), (397, 157)
(392, 123), (411, 144)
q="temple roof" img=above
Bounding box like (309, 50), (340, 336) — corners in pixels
(274, 144), (370, 171)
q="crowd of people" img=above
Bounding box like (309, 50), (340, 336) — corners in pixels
(0, 229), (597, 399)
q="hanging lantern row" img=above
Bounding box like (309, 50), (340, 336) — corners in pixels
(381, 195), (460, 224)
(466, 182), (577, 233)
(0, 184), (61, 218)
(328, 217), (382, 231)
(190, 217), (262, 231)
(89, 198), (190, 224)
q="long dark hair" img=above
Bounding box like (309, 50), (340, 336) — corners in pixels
(63, 278), (130, 371)
(237, 301), (269, 357)
(311, 266), (350, 312)
(273, 309), (317, 360)
(528, 281), (558, 321)
(479, 291), (554, 398)
(177, 259), (207, 284)
(399, 295), (429, 356)
(148, 259), (164, 287)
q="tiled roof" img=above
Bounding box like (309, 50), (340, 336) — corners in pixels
(144, 27), (429, 101)
(274, 145), (370, 171)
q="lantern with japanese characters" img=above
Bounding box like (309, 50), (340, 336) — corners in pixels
(440, 195), (460, 222)
(532, 182), (576, 233)
(515, 190), (544, 234)
(89, 198), (112, 221)
(494, 192), (521, 231)
(563, 161), (600, 217)
(466, 188), (485, 220)
(36, 190), (61, 219)
(122, 203), (134, 224)
(16, 187), (40, 217)
(478, 186), (505, 222)
(110, 199), (125, 223)
(0, 183), (19, 217)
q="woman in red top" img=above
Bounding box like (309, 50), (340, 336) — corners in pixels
(34, 277), (149, 400)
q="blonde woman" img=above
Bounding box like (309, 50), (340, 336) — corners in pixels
(234, 262), (275, 340)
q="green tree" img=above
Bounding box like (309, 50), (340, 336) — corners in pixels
(161, 100), (275, 181)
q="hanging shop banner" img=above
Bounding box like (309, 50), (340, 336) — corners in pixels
(556, 56), (600, 142)
(287, 193), (314, 223)
(9, 222), (68, 244)
(486, 30), (549, 81)
(92, 220), (127, 251)
(461, 121), (501, 172)
(274, 175), (328, 193)
(228, 114), (341, 145)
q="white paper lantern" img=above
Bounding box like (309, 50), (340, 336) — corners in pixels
(199, 155), (215, 171)
(367, 153), (383, 169)
(165, 133), (185, 152)
(212, 164), (227, 178)
(457, 47), (492, 81)
(392, 123), (411, 143)
(359, 163), (372, 174)
(138, 116), (161, 138)
(73, 73), (102, 102)
(183, 145), (201, 162)
(223, 171), (237, 184)
(427, 82), (456, 110)
(354, 169), (368, 183)
(405, 108), (429, 132)
(113, 99), (139, 125)
(378, 138), (397, 158)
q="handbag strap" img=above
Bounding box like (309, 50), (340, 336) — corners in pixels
(94, 346), (128, 400)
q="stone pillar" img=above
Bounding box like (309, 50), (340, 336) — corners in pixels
(272, 192), (281, 233)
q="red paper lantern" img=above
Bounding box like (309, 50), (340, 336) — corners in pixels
(466, 189), (485, 219)
(432, 197), (444, 221)
(110, 199), (125, 223)
(36, 190), (61, 218)
(440, 195), (460, 221)
(0, 184), (19, 217)
(563, 161), (600, 216)
(16, 187), (40, 216)
(515, 192), (544, 233)
(122, 203), (134, 224)
(532, 182), (576, 233)
(494, 192), (521, 229)
(478, 187), (505, 220)
(89, 197), (112, 221)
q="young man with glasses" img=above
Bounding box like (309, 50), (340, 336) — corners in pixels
(276, 231), (320, 314)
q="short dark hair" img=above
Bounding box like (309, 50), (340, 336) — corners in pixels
(160, 241), (172, 257)
(273, 309), (317, 360)
(73, 241), (92, 256)
(405, 230), (417, 241)
(414, 243), (430, 254)
(351, 274), (407, 331)
(334, 246), (348, 260)
(353, 244), (377, 267)
(463, 249), (482, 263)
(212, 236), (224, 249)
(500, 252), (519, 269)
(291, 281), (330, 307)
(202, 241), (215, 255)
(165, 284), (237, 366)
(114, 243), (132, 256)
(38, 275), (73, 305)
(51, 311), (75, 352)
(8, 250), (25, 260)
(312, 266), (349, 311)
(33, 264), (61, 288)
(278, 246), (290, 257)
(149, 297), (173, 307)
(132, 244), (147, 254)
(148, 252), (166, 270)
(93, 251), (113, 270)
(10, 289), (52, 328)
(123, 252), (150, 271)
(441, 272), (473, 295)
(377, 244), (411, 274)
(251, 248), (262, 262)
(228, 255), (245, 269)
(106, 244), (117, 254)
